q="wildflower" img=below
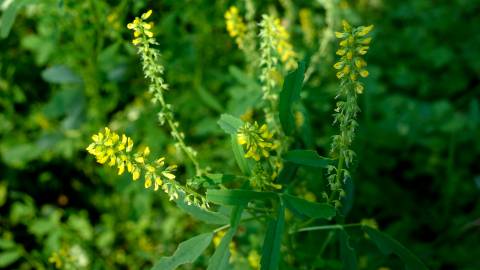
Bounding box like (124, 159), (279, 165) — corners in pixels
(333, 20), (373, 93)
(127, 10), (155, 46)
(86, 127), (177, 193)
(224, 6), (247, 49)
(237, 122), (273, 161)
(259, 15), (297, 73)
(259, 15), (297, 136)
(299, 9), (315, 46)
(328, 21), (373, 207)
(251, 163), (282, 190)
(248, 250), (260, 270)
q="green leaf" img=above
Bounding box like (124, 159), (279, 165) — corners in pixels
(283, 150), (332, 168)
(217, 114), (252, 175)
(282, 193), (336, 220)
(208, 206), (244, 270)
(260, 200), (285, 270)
(206, 189), (277, 206)
(277, 162), (298, 185)
(297, 104), (314, 148)
(339, 229), (357, 270)
(218, 114), (243, 135)
(0, 0), (30, 38)
(363, 227), (428, 270)
(0, 239), (15, 250)
(0, 249), (22, 268)
(230, 135), (252, 175)
(197, 86), (224, 113)
(41, 65), (82, 84)
(279, 61), (306, 135)
(152, 232), (213, 270)
(176, 194), (230, 225)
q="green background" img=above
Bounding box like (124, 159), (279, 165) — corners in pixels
(0, 0), (479, 269)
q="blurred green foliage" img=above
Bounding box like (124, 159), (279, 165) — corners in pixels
(0, 0), (479, 269)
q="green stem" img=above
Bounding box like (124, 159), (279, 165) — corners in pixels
(293, 223), (362, 234)
(213, 215), (266, 233)
(153, 71), (202, 176)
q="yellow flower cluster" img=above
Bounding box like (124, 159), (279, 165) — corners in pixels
(225, 6), (247, 49)
(237, 122), (273, 161)
(127, 10), (155, 45)
(259, 15), (297, 71)
(86, 127), (177, 192)
(333, 20), (373, 94)
(299, 8), (315, 46)
(248, 250), (260, 270)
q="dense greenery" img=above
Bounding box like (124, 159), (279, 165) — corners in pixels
(1, 0), (479, 269)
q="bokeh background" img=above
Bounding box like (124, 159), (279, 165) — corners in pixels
(0, 0), (479, 269)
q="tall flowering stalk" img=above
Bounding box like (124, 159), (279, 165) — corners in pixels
(224, 3), (259, 74)
(327, 21), (373, 207)
(86, 10), (208, 207)
(127, 10), (202, 176)
(258, 15), (297, 139)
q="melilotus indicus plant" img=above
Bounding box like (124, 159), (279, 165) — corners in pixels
(86, 9), (428, 270)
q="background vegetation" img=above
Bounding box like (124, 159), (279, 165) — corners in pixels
(1, 0), (479, 269)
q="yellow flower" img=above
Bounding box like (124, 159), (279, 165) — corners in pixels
(299, 9), (315, 45)
(259, 15), (298, 72)
(86, 128), (177, 194)
(141, 9), (152, 20)
(224, 6), (247, 49)
(127, 10), (156, 46)
(334, 21), (373, 93)
(237, 122), (273, 161)
(248, 250), (260, 270)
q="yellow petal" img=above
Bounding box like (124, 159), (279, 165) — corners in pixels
(132, 38), (142, 45)
(145, 30), (154, 38)
(108, 157), (116, 166)
(333, 62), (344, 70)
(144, 176), (152, 188)
(143, 146), (150, 156)
(356, 25), (374, 37)
(359, 70), (369, 77)
(335, 31), (345, 38)
(132, 169), (140, 180)
(118, 163), (125, 175)
(135, 156), (145, 164)
(141, 10), (153, 20)
(355, 83), (364, 94)
(162, 172), (175, 180)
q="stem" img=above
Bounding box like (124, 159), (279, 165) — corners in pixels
(292, 223), (362, 234)
(213, 215), (266, 233)
(329, 154), (344, 203)
(153, 70), (202, 176)
(319, 231), (334, 257)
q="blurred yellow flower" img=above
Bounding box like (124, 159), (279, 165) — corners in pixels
(225, 6), (247, 49)
(248, 250), (260, 269)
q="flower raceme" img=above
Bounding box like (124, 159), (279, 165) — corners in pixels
(237, 122), (274, 161)
(327, 21), (373, 207)
(86, 128), (177, 194)
(127, 10), (154, 46)
(225, 6), (247, 49)
(333, 20), (373, 94)
(259, 15), (297, 72)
